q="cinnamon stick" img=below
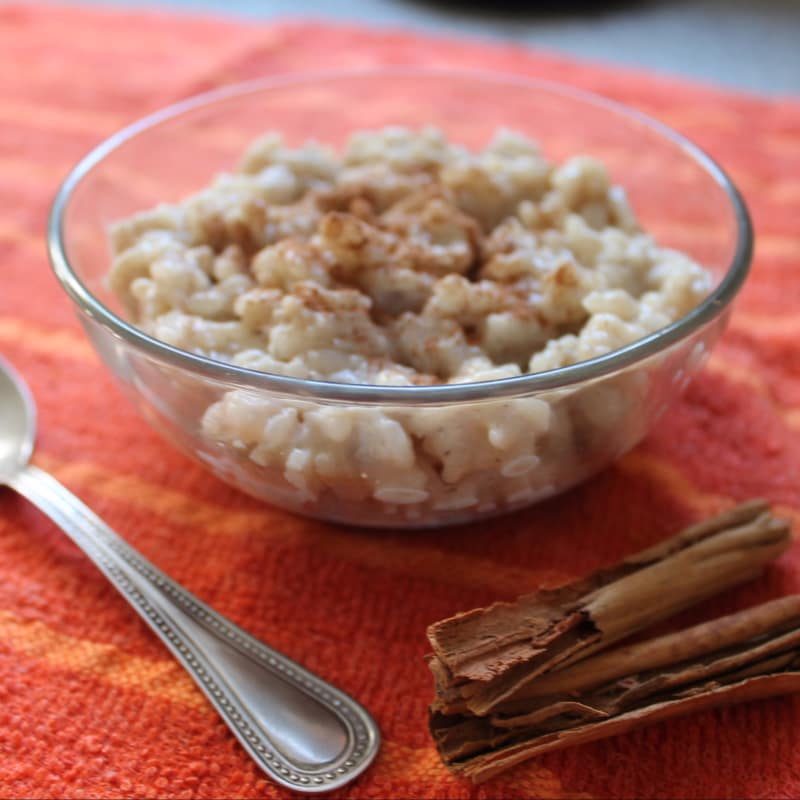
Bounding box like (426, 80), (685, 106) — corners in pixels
(428, 501), (789, 716)
(426, 501), (796, 783)
(431, 598), (800, 783)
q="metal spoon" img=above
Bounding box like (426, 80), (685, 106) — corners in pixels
(0, 356), (379, 793)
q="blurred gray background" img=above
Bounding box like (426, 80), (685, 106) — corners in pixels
(74, 0), (800, 95)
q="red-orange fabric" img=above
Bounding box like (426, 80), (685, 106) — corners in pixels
(2, 5), (800, 798)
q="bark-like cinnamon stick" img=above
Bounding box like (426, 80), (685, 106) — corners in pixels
(426, 501), (796, 783)
(428, 500), (789, 716)
(431, 597), (800, 782)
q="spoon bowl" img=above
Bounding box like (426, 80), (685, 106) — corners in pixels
(0, 359), (35, 481)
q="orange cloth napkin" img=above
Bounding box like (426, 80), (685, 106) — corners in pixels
(2, 4), (800, 798)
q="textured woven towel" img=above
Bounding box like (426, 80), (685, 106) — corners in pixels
(2, 4), (800, 798)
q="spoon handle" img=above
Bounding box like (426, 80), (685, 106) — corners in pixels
(10, 464), (379, 794)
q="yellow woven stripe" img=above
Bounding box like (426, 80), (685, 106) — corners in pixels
(785, 409), (800, 431)
(705, 353), (769, 397)
(755, 233), (800, 259)
(0, 223), (41, 252)
(763, 133), (800, 158)
(0, 98), (127, 134)
(0, 156), (174, 202)
(730, 311), (800, 338)
(616, 451), (725, 516)
(0, 318), (96, 361)
(652, 106), (743, 130)
(0, 157), (71, 183)
(0, 609), (203, 708)
(648, 221), (799, 260)
(618, 450), (800, 530)
(704, 353), (800, 430)
(762, 180), (800, 204)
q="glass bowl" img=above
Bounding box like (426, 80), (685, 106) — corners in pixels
(47, 69), (752, 529)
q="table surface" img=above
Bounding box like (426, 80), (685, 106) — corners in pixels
(5, 6), (800, 799)
(73, 0), (800, 95)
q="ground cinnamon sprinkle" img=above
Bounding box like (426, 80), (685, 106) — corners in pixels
(108, 127), (713, 523)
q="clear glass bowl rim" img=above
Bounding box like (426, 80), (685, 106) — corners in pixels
(47, 66), (753, 405)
